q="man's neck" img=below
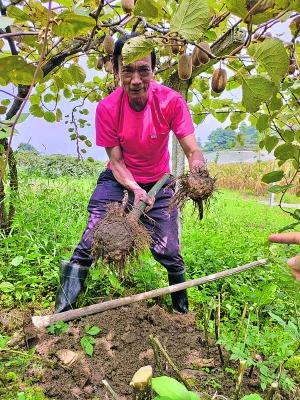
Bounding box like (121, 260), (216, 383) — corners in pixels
(129, 98), (148, 112)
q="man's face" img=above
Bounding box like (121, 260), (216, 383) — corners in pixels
(117, 55), (153, 108)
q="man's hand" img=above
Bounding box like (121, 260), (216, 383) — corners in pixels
(190, 159), (206, 173)
(269, 232), (300, 281)
(133, 187), (155, 212)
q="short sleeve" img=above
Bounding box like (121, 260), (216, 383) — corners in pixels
(95, 102), (119, 147)
(170, 97), (194, 139)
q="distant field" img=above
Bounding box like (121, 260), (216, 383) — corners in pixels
(209, 161), (300, 203)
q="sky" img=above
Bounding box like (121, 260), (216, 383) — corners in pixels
(1, 19), (292, 161)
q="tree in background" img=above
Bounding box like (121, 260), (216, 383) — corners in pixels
(17, 142), (39, 153)
(204, 128), (236, 152)
(0, 0), (299, 233)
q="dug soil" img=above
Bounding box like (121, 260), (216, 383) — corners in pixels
(21, 302), (275, 400)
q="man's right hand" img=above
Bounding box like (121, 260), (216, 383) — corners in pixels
(269, 232), (300, 281)
(133, 187), (155, 212)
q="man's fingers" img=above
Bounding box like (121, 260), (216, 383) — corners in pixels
(269, 232), (300, 245)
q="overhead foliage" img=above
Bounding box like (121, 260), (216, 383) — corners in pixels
(0, 0), (299, 232)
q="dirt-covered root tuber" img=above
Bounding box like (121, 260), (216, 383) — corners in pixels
(91, 203), (151, 273)
(169, 170), (216, 220)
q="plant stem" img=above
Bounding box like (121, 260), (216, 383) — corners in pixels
(149, 335), (193, 391)
(102, 379), (120, 400)
(234, 360), (247, 400)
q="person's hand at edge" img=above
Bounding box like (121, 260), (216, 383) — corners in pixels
(133, 187), (155, 213)
(269, 232), (300, 281)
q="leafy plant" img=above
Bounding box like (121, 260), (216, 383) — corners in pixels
(80, 325), (102, 357)
(152, 376), (200, 400)
(47, 321), (69, 336)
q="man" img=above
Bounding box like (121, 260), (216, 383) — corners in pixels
(55, 34), (205, 313)
(269, 232), (300, 281)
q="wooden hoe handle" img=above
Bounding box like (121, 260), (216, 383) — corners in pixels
(32, 259), (268, 328)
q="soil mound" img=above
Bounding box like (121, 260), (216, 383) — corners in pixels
(36, 303), (219, 399)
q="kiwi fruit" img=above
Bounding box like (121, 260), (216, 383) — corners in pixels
(103, 35), (115, 56)
(191, 47), (201, 67)
(211, 68), (227, 93)
(96, 56), (104, 70)
(104, 60), (114, 74)
(196, 42), (211, 64)
(178, 54), (192, 80)
(121, 0), (135, 13)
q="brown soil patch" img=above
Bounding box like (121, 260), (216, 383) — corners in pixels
(29, 302), (267, 400)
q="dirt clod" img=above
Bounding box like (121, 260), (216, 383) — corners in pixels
(169, 170), (216, 219)
(91, 203), (151, 274)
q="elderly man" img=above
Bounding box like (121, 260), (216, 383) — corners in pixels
(55, 34), (205, 314)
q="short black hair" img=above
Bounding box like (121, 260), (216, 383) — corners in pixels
(112, 32), (156, 73)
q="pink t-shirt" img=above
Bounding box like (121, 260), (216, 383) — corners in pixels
(95, 80), (194, 183)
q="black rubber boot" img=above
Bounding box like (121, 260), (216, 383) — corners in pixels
(168, 273), (189, 314)
(55, 262), (89, 313)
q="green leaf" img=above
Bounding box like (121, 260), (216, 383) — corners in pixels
(30, 104), (44, 118)
(248, 39), (289, 84)
(0, 16), (14, 29)
(122, 35), (157, 65)
(44, 94), (53, 103)
(85, 326), (102, 336)
(242, 75), (276, 112)
(281, 130), (294, 143)
(56, 108), (62, 122)
(262, 170), (284, 184)
(0, 282), (14, 293)
(225, 0), (247, 19)
(53, 13), (95, 39)
(256, 114), (269, 132)
(274, 143), (298, 161)
(44, 111), (56, 123)
(80, 336), (94, 356)
(212, 111), (229, 123)
(17, 393), (26, 400)
(47, 321), (69, 335)
(7, 5), (31, 22)
(134, 0), (165, 20)
(68, 64), (86, 83)
(268, 184), (294, 193)
(11, 255), (24, 266)
(170, 0), (210, 42)
(152, 376), (190, 400)
(264, 135), (279, 153)
(0, 56), (42, 85)
(241, 395), (263, 400)
(0, 106), (7, 115)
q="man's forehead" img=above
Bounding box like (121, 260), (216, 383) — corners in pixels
(119, 55), (152, 68)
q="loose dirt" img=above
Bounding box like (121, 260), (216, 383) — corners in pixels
(20, 302), (265, 400)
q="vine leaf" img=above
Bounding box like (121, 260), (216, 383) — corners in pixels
(122, 35), (158, 65)
(261, 170), (284, 183)
(241, 75), (276, 112)
(134, 0), (166, 20)
(52, 13), (95, 39)
(170, 0), (210, 42)
(248, 39), (289, 84)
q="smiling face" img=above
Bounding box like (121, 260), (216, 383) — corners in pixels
(117, 55), (154, 111)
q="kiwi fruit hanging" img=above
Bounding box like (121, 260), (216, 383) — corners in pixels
(103, 35), (115, 56)
(178, 54), (192, 80)
(211, 68), (227, 93)
(121, 0), (135, 13)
